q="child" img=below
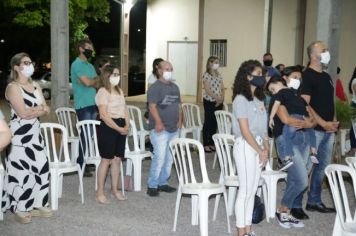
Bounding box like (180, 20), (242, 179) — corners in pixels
(268, 78), (318, 171)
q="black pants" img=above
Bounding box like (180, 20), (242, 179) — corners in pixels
(350, 102), (356, 149)
(202, 99), (223, 146)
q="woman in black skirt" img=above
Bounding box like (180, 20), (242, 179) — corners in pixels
(95, 65), (130, 204)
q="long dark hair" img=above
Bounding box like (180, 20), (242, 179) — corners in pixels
(152, 58), (164, 78)
(348, 67), (356, 94)
(232, 60), (265, 101)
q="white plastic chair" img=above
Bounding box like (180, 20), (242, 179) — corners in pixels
(125, 120), (151, 191)
(40, 123), (84, 211)
(212, 110), (233, 169)
(55, 107), (80, 164)
(260, 138), (287, 221)
(0, 162), (4, 220)
(180, 103), (203, 142)
(169, 138), (230, 236)
(76, 120), (124, 194)
(346, 156), (356, 170)
(127, 105), (149, 152)
(212, 134), (268, 218)
(325, 164), (356, 236)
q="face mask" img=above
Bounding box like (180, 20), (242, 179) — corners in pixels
(20, 64), (34, 78)
(263, 59), (273, 67)
(287, 78), (301, 90)
(110, 76), (120, 86)
(83, 49), (93, 59)
(320, 51), (331, 65)
(163, 71), (173, 81)
(249, 75), (266, 88)
(212, 63), (219, 70)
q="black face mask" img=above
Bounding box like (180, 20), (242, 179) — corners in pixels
(83, 49), (93, 59)
(263, 59), (273, 67)
(249, 75), (266, 88)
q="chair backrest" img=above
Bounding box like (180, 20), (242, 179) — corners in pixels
(214, 110), (233, 134)
(40, 123), (70, 163)
(345, 156), (356, 171)
(169, 138), (210, 185)
(223, 102), (229, 112)
(325, 164), (356, 230)
(125, 119), (140, 152)
(127, 105), (145, 132)
(212, 134), (236, 178)
(55, 107), (78, 139)
(76, 120), (101, 160)
(181, 103), (202, 129)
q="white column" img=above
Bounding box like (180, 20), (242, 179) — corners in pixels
(262, 0), (273, 53)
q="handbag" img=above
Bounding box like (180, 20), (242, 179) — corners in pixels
(252, 195), (265, 224)
(118, 175), (133, 192)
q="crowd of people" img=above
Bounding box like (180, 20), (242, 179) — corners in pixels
(0, 38), (354, 236)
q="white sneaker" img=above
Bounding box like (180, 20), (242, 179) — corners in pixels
(275, 211), (291, 229)
(287, 214), (304, 228)
(310, 154), (319, 164)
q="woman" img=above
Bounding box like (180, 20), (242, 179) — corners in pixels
(95, 65), (130, 204)
(2, 52), (52, 223)
(0, 109), (11, 151)
(202, 56), (224, 152)
(147, 58), (164, 87)
(232, 60), (268, 236)
(348, 67), (356, 154)
(267, 68), (315, 228)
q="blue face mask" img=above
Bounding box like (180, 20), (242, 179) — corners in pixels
(249, 75), (266, 88)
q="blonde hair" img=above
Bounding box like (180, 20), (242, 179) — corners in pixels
(8, 52), (32, 83)
(99, 65), (121, 95)
(205, 56), (219, 76)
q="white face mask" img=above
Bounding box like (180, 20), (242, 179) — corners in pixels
(320, 51), (331, 65)
(20, 64), (34, 78)
(163, 71), (173, 81)
(212, 63), (219, 70)
(287, 78), (301, 90)
(109, 76), (120, 86)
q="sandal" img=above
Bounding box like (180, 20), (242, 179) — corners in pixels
(112, 191), (126, 201)
(96, 194), (110, 204)
(14, 212), (32, 224)
(204, 146), (212, 153)
(31, 207), (53, 218)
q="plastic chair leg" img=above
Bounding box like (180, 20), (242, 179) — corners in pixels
(191, 195), (199, 225)
(139, 134), (146, 152)
(227, 186), (237, 216)
(262, 184), (269, 222)
(172, 189), (182, 232)
(58, 175), (63, 198)
(198, 192), (209, 236)
(50, 169), (59, 211)
(71, 140), (79, 165)
(212, 153), (218, 169)
(213, 193), (220, 221)
(262, 174), (278, 220)
(126, 159), (133, 176)
(222, 190), (231, 233)
(77, 166), (84, 204)
(132, 158), (142, 192)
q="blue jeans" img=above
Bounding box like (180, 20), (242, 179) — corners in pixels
(280, 114), (316, 160)
(307, 131), (335, 204)
(76, 105), (98, 167)
(275, 130), (312, 209)
(147, 129), (179, 188)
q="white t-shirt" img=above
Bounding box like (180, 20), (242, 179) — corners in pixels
(352, 78), (356, 104)
(147, 73), (157, 85)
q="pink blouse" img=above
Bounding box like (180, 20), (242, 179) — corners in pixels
(95, 88), (127, 119)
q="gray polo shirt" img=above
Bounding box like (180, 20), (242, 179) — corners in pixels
(232, 95), (267, 138)
(147, 80), (181, 132)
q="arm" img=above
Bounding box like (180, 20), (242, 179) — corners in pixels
(217, 80), (225, 105)
(98, 104), (126, 134)
(269, 101), (280, 128)
(149, 103), (164, 132)
(79, 75), (98, 87)
(177, 103), (183, 128)
(0, 119), (11, 151)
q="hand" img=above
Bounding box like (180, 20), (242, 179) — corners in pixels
(301, 117), (314, 129)
(288, 118), (304, 129)
(155, 121), (164, 132)
(268, 119), (274, 129)
(258, 149), (268, 167)
(118, 126), (129, 135)
(322, 121), (339, 132)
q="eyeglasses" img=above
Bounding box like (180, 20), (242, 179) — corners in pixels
(111, 73), (120, 77)
(21, 61), (35, 66)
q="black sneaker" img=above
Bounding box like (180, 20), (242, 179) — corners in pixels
(287, 214), (304, 228)
(310, 153), (319, 164)
(147, 188), (159, 197)
(158, 185), (176, 193)
(279, 157), (294, 171)
(275, 211), (292, 229)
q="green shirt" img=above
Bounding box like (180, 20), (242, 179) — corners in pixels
(70, 57), (97, 109)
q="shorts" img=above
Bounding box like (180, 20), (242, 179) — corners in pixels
(98, 118), (127, 159)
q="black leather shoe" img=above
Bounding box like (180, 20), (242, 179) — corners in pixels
(306, 203), (336, 213)
(158, 185), (176, 193)
(147, 188), (159, 197)
(290, 208), (309, 220)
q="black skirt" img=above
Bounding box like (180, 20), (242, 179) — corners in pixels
(98, 118), (127, 159)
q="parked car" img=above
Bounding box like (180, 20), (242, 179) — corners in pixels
(33, 72), (72, 100)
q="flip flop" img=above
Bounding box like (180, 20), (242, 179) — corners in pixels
(31, 207), (53, 218)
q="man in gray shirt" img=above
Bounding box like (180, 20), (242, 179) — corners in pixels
(147, 61), (182, 197)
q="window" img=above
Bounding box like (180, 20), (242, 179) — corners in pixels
(210, 39), (227, 66)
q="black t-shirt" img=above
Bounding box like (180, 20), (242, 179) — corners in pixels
(301, 67), (335, 131)
(274, 88), (308, 117)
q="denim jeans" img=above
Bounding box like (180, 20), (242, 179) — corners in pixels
(275, 130), (312, 209)
(147, 129), (179, 188)
(280, 114), (316, 160)
(76, 105), (98, 167)
(307, 131), (335, 204)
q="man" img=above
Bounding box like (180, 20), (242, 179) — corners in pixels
(71, 38), (99, 177)
(301, 40), (339, 213)
(146, 61), (182, 197)
(263, 52), (281, 78)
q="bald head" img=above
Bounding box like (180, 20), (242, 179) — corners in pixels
(307, 41), (328, 60)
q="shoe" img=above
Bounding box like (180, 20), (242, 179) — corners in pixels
(290, 208), (309, 220)
(158, 185), (176, 193)
(83, 169), (93, 177)
(279, 157), (294, 171)
(147, 187), (159, 197)
(14, 212), (32, 224)
(287, 214), (305, 228)
(306, 203), (336, 213)
(209, 145), (216, 152)
(243, 231), (256, 236)
(204, 146), (212, 153)
(31, 207), (53, 218)
(310, 154), (319, 164)
(275, 211), (292, 229)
